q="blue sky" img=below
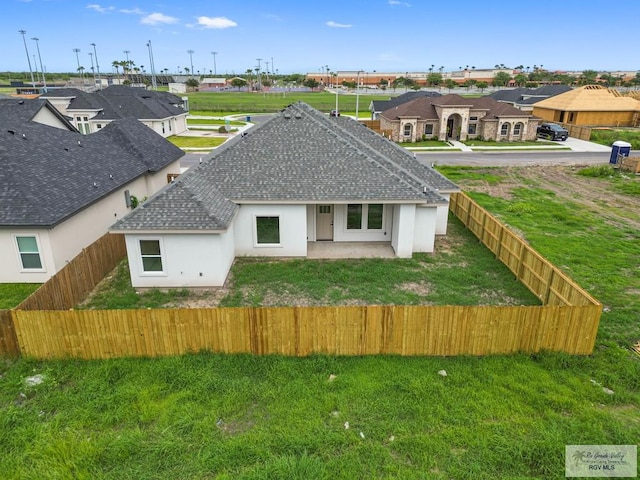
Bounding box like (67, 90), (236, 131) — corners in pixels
(3, 0), (639, 75)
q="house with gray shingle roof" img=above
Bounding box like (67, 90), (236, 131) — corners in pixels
(0, 97), (184, 283)
(379, 94), (540, 143)
(369, 90), (442, 119)
(110, 102), (459, 288)
(489, 85), (572, 111)
(41, 85), (188, 137)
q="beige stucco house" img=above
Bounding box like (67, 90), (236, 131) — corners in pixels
(379, 94), (540, 143)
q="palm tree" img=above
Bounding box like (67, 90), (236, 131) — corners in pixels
(112, 60), (121, 79)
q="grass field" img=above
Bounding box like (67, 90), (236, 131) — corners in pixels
(167, 136), (228, 149)
(1, 166), (639, 479)
(186, 91), (386, 114)
(590, 128), (640, 149)
(0, 284), (40, 309)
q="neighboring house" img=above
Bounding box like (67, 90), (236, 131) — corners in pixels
(110, 102), (459, 288)
(369, 91), (441, 119)
(0, 98), (184, 283)
(489, 85), (572, 111)
(200, 78), (228, 89)
(379, 94), (540, 143)
(532, 84), (640, 126)
(41, 85), (188, 137)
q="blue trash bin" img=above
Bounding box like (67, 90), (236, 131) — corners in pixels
(246, 116), (251, 122)
(610, 140), (631, 164)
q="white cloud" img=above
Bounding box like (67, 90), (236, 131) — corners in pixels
(388, 0), (411, 5)
(196, 16), (238, 29)
(265, 13), (284, 22)
(120, 8), (146, 15)
(141, 12), (179, 25)
(326, 20), (352, 28)
(86, 4), (114, 13)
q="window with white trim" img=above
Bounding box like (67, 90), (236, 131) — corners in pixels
(424, 124), (434, 135)
(514, 122), (523, 135)
(468, 123), (477, 135)
(76, 116), (90, 134)
(347, 204), (384, 230)
(256, 216), (280, 245)
(16, 235), (43, 270)
(500, 123), (510, 136)
(403, 123), (412, 137)
(139, 239), (164, 273)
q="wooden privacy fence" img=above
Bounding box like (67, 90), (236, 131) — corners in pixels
(2, 193), (602, 359)
(561, 124), (592, 141)
(12, 304), (600, 359)
(449, 193), (600, 308)
(16, 233), (126, 311)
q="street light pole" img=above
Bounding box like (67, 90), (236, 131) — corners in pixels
(18, 30), (36, 89)
(187, 50), (195, 78)
(31, 37), (46, 89)
(88, 51), (95, 86)
(211, 51), (218, 76)
(73, 48), (84, 86)
(90, 43), (101, 88)
(147, 41), (157, 89)
(355, 70), (363, 119)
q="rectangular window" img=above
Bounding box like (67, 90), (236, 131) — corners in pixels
(367, 204), (383, 230)
(16, 236), (43, 270)
(140, 239), (163, 272)
(424, 124), (433, 135)
(319, 205), (331, 214)
(470, 116), (478, 121)
(347, 204), (363, 229)
(256, 216), (280, 244)
(468, 123), (477, 135)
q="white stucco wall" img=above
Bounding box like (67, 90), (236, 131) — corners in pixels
(234, 204), (307, 257)
(435, 193), (451, 235)
(332, 204), (392, 242)
(31, 108), (72, 130)
(0, 163), (178, 283)
(413, 206), (438, 253)
(125, 229), (235, 288)
(390, 204), (415, 258)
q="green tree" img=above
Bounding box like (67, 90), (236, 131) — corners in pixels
(578, 69), (598, 85)
(230, 78), (247, 91)
(492, 71), (511, 87)
(444, 79), (457, 92)
(514, 73), (528, 86)
(476, 81), (489, 92)
(303, 78), (320, 91)
(463, 79), (477, 90)
(427, 72), (442, 87)
(185, 78), (199, 91)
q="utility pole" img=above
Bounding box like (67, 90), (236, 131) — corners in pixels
(90, 43), (101, 88)
(19, 30), (36, 89)
(31, 37), (46, 89)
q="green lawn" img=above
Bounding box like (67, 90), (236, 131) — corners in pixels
(0, 284), (40, 309)
(167, 135), (228, 149)
(2, 166), (639, 479)
(187, 118), (246, 126)
(463, 139), (557, 147)
(590, 127), (640, 149)
(79, 217), (539, 310)
(399, 140), (450, 147)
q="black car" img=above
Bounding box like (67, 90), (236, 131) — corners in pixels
(537, 123), (569, 141)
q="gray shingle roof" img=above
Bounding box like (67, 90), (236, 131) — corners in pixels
(111, 102), (458, 232)
(371, 90), (441, 112)
(42, 85), (186, 120)
(0, 98), (184, 227)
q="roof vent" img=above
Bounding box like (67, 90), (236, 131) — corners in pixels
(64, 147), (69, 152)
(283, 112), (292, 119)
(78, 140), (82, 147)
(93, 182), (98, 188)
(294, 113), (302, 119)
(22, 133), (26, 139)
(7, 130), (15, 135)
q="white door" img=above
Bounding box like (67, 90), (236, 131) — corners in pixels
(316, 205), (334, 240)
